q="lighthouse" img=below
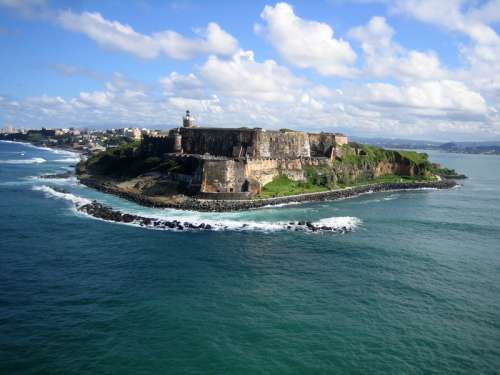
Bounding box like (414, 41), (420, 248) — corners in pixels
(182, 110), (196, 128)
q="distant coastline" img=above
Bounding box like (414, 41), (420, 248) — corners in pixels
(350, 137), (500, 156)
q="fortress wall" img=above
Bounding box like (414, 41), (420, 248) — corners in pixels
(245, 158), (306, 187)
(335, 134), (348, 146)
(141, 134), (173, 156)
(179, 128), (312, 159)
(142, 128), (347, 159)
(199, 157), (314, 195)
(180, 128), (258, 157)
(200, 159), (248, 193)
(308, 133), (336, 158)
(254, 131), (311, 158)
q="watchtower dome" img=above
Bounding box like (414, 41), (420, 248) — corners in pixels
(182, 110), (196, 128)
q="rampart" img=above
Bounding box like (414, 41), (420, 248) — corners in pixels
(142, 127), (347, 160)
(140, 125), (349, 199)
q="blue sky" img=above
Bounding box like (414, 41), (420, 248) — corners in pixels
(1, 0), (499, 141)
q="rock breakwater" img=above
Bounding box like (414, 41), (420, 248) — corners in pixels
(78, 200), (354, 233)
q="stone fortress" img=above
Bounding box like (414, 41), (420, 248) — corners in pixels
(141, 111), (348, 198)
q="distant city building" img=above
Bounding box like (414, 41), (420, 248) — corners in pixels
(69, 128), (81, 136)
(123, 127), (142, 140)
(1, 124), (16, 134)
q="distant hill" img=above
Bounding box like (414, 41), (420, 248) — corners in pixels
(438, 142), (500, 155)
(352, 137), (500, 155)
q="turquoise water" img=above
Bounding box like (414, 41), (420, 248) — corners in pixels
(1, 140), (499, 374)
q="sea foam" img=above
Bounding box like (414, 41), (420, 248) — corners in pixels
(0, 157), (46, 164)
(32, 185), (91, 206)
(0, 140), (78, 156)
(54, 157), (80, 163)
(33, 184), (361, 233)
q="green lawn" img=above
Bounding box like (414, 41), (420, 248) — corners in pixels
(259, 174), (436, 198)
(259, 176), (328, 198)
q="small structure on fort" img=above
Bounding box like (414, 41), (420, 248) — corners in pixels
(182, 110), (196, 128)
(140, 111), (348, 199)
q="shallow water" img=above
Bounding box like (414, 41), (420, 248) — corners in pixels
(1, 141), (499, 374)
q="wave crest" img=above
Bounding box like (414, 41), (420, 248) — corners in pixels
(0, 157), (46, 164)
(32, 185), (91, 206)
(54, 157), (80, 163)
(32, 185), (361, 233)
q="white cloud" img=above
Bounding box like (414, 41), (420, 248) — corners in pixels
(349, 16), (447, 81)
(257, 2), (357, 76)
(392, 0), (500, 112)
(199, 49), (306, 102)
(2, 0), (500, 140)
(57, 10), (238, 60)
(392, 0), (500, 66)
(78, 91), (113, 107)
(167, 95), (223, 113)
(160, 72), (205, 99)
(362, 80), (487, 114)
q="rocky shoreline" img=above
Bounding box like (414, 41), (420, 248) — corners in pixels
(78, 176), (459, 212)
(39, 171), (74, 179)
(77, 200), (354, 233)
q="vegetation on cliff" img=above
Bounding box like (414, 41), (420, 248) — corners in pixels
(79, 142), (188, 178)
(260, 144), (440, 197)
(80, 141), (455, 200)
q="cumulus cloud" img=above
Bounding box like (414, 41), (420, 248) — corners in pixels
(160, 72), (205, 99)
(349, 16), (447, 81)
(392, 1), (500, 67)
(199, 49), (306, 102)
(256, 2), (357, 76)
(392, 0), (500, 109)
(57, 10), (238, 60)
(362, 80), (487, 114)
(2, 0), (500, 140)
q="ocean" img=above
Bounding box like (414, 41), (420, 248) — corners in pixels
(1, 140), (499, 374)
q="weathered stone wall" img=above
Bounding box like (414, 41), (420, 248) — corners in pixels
(245, 158), (307, 186)
(200, 159), (248, 193)
(180, 128), (312, 159)
(198, 157), (333, 196)
(141, 134), (173, 156)
(180, 128), (258, 157)
(308, 132), (348, 158)
(143, 128), (348, 159)
(254, 131), (311, 158)
(308, 133), (337, 158)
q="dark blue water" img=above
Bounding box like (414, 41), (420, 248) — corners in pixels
(1, 140), (499, 374)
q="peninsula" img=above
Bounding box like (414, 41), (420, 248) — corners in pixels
(76, 111), (460, 211)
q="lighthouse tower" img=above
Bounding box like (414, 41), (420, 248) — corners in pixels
(182, 110), (196, 128)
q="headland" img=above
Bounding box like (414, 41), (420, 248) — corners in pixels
(74, 111), (461, 211)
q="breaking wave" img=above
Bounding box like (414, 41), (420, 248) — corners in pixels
(54, 157), (80, 163)
(0, 140), (78, 156)
(0, 157), (46, 164)
(32, 185), (91, 206)
(32, 185), (361, 233)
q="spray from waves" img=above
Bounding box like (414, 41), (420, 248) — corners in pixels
(53, 157), (80, 163)
(31, 174), (78, 184)
(0, 157), (46, 164)
(32, 185), (91, 206)
(32, 185), (361, 233)
(0, 140), (78, 156)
